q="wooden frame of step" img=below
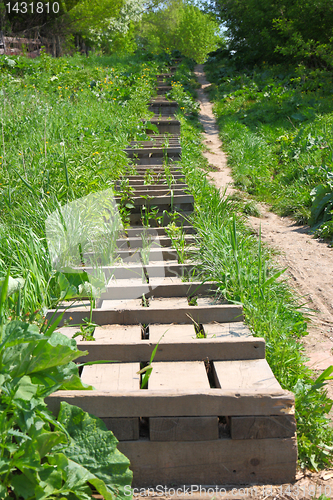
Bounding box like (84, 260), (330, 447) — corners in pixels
(118, 437), (297, 486)
(47, 302), (244, 326)
(67, 322), (265, 363)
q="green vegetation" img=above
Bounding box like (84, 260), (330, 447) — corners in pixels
(213, 0), (333, 67)
(3, 0), (223, 62)
(0, 51), (157, 315)
(170, 63), (333, 469)
(203, 0), (333, 241)
(0, 273), (131, 498)
(137, 1), (222, 63)
(204, 58), (333, 241)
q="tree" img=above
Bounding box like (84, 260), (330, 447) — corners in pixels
(138, 0), (223, 63)
(176, 5), (222, 63)
(213, 0), (333, 67)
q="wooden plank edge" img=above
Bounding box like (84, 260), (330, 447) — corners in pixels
(46, 304), (244, 326)
(73, 338), (265, 363)
(46, 389), (295, 418)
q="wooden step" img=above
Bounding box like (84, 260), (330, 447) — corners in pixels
(68, 264), (195, 290)
(118, 187), (189, 197)
(115, 193), (194, 209)
(47, 383), (294, 418)
(213, 359), (281, 392)
(127, 136), (180, 147)
(67, 322), (264, 363)
(101, 280), (216, 300)
(123, 182), (187, 190)
(81, 362), (140, 391)
(128, 155), (181, 166)
(144, 118), (181, 135)
(156, 85), (172, 94)
(149, 100), (178, 116)
(128, 210), (192, 226)
(127, 173), (184, 180)
(125, 225), (196, 236)
(47, 302), (244, 326)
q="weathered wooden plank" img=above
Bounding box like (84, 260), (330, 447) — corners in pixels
(73, 334), (265, 363)
(149, 324), (196, 341)
(93, 324), (141, 343)
(118, 437), (297, 486)
(114, 194), (194, 206)
(117, 235), (196, 248)
(46, 389), (295, 418)
(100, 299), (142, 310)
(115, 247), (180, 262)
(148, 297), (189, 309)
(81, 362), (140, 391)
(148, 361), (210, 390)
(149, 416), (218, 441)
(213, 359), (282, 392)
(71, 262), (194, 279)
(230, 415), (297, 440)
(203, 322), (251, 337)
(125, 225), (195, 236)
(48, 303), (244, 326)
(144, 118), (181, 135)
(100, 281), (217, 300)
(102, 417), (139, 441)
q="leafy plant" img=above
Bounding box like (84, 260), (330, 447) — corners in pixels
(140, 204), (159, 227)
(165, 222), (188, 263)
(309, 167), (333, 226)
(0, 273), (132, 498)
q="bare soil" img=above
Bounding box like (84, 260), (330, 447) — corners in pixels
(187, 64), (333, 499)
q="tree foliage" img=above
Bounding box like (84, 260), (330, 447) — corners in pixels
(214, 0), (333, 67)
(138, 0), (222, 63)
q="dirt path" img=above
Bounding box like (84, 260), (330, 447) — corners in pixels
(194, 64), (333, 380)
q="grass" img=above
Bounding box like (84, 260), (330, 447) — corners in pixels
(173, 64), (333, 470)
(0, 51), (160, 314)
(203, 57), (333, 240)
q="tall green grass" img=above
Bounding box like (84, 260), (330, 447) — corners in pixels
(0, 52), (159, 314)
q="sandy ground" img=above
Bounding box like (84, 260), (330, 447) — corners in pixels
(190, 64), (333, 499)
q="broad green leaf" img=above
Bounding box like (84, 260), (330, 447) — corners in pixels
(291, 112), (306, 121)
(14, 376), (38, 401)
(27, 333), (84, 374)
(48, 452), (113, 499)
(35, 431), (67, 459)
(2, 320), (41, 348)
(58, 402), (133, 498)
(32, 361), (90, 397)
(59, 373), (93, 391)
(58, 272), (78, 300)
(36, 466), (63, 499)
(11, 472), (37, 499)
(0, 483), (7, 497)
